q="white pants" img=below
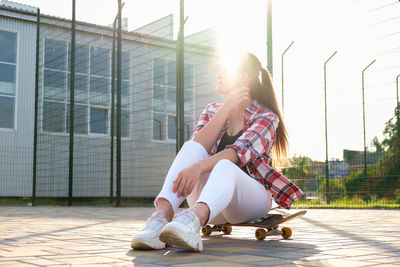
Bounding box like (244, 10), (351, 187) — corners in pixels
(154, 140), (272, 226)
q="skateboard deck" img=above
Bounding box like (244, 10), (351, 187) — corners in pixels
(201, 210), (306, 240)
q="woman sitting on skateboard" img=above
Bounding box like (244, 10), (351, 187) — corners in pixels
(131, 52), (303, 252)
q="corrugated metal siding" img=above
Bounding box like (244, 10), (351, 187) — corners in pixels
(0, 16), (36, 196)
(1, 11), (218, 198)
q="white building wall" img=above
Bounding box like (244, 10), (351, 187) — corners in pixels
(0, 13), (36, 196)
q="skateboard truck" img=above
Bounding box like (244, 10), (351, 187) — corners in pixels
(201, 210), (305, 240)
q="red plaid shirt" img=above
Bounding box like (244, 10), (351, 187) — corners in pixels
(189, 99), (303, 209)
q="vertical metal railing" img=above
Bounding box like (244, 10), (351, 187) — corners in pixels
(68, 0), (76, 206)
(32, 8), (40, 206)
(116, 0), (122, 206)
(266, 0), (273, 76)
(176, 0), (185, 153)
(281, 41), (294, 115)
(110, 18), (116, 205)
(361, 59), (376, 183)
(396, 74), (400, 142)
(323, 51), (337, 203)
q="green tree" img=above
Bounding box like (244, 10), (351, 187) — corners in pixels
(344, 106), (400, 200)
(282, 156), (318, 191)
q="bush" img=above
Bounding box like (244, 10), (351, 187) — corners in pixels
(395, 188), (400, 204)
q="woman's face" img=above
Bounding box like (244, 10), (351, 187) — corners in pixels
(215, 67), (246, 95)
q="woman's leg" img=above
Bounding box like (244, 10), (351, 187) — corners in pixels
(131, 140), (209, 250)
(157, 158), (272, 252)
(187, 159), (272, 226)
(153, 140), (209, 220)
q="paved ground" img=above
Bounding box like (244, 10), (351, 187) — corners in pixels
(0, 206), (399, 267)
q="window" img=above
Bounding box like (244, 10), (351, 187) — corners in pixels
(152, 58), (193, 141)
(90, 107), (107, 134)
(0, 30), (17, 129)
(42, 38), (130, 137)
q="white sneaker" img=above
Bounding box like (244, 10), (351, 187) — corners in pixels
(131, 211), (169, 250)
(159, 209), (203, 252)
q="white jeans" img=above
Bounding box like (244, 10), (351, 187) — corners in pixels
(154, 140), (272, 225)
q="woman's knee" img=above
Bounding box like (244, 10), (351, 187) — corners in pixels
(214, 159), (236, 171)
(210, 159), (236, 180)
(181, 140), (209, 158)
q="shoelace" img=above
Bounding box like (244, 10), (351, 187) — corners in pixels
(143, 219), (163, 231)
(175, 210), (196, 226)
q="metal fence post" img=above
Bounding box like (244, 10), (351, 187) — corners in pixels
(116, 0), (122, 207)
(396, 74), (400, 141)
(176, 0), (185, 153)
(266, 0), (273, 76)
(361, 59), (376, 181)
(110, 18), (116, 205)
(323, 51), (337, 203)
(68, 0), (76, 206)
(32, 8), (40, 206)
(281, 41), (294, 115)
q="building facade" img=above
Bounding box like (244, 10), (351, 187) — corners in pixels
(0, 1), (222, 198)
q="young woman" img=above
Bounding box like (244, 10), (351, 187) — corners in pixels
(131, 52), (303, 252)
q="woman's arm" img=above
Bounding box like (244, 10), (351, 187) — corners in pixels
(173, 147), (240, 197)
(192, 87), (251, 154)
(194, 147), (239, 174)
(192, 105), (230, 154)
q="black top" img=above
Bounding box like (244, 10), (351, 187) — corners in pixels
(216, 129), (250, 175)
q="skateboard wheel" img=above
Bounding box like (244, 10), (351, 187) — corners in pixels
(223, 225), (232, 234)
(201, 225), (212, 236)
(255, 228), (267, 240)
(281, 227), (292, 239)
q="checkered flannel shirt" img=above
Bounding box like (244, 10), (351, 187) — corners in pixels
(189, 99), (303, 209)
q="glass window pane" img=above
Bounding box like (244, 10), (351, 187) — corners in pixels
(67, 73), (88, 104)
(90, 47), (110, 77)
(184, 87), (193, 112)
(153, 112), (165, 140)
(153, 58), (166, 84)
(66, 104), (88, 134)
(44, 70), (66, 101)
(0, 63), (16, 96)
(153, 85), (165, 113)
(113, 108), (129, 138)
(167, 61), (176, 86)
(121, 109), (129, 138)
(184, 123), (190, 141)
(68, 44), (89, 74)
(122, 52), (130, 80)
(0, 96), (14, 128)
(43, 101), (65, 132)
(45, 39), (66, 71)
(167, 86), (176, 114)
(184, 63), (193, 89)
(90, 76), (110, 106)
(168, 115), (176, 140)
(122, 80), (130, 109)
(0, 30), (17, 63)
(90, 108), (108, 134)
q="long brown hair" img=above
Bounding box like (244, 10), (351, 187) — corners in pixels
(238, 52), (289, 167)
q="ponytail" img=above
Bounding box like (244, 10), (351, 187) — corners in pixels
(239, 52), (289, 167)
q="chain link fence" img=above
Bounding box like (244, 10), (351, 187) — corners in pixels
(0, 0), (399, 208)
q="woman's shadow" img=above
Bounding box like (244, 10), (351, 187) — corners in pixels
(127, 231), (319, 265)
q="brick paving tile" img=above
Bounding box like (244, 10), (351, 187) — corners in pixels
(0, 262), (36, 267)
(0, 207), (399, 266)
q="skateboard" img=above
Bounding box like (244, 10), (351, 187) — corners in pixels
(201, 210), (306, 240)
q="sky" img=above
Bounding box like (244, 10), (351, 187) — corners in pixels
(13, 0), (400, 161)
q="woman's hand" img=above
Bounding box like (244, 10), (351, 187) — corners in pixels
(173, 163), (203, 198)
(221, 86), (251, 114)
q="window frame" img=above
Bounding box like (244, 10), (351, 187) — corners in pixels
(40, 37), (131, 140)
(0, 28), (19, 132)
(151, 56), (195, 143)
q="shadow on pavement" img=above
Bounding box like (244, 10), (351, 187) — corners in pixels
(127, 234), (319, 266)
